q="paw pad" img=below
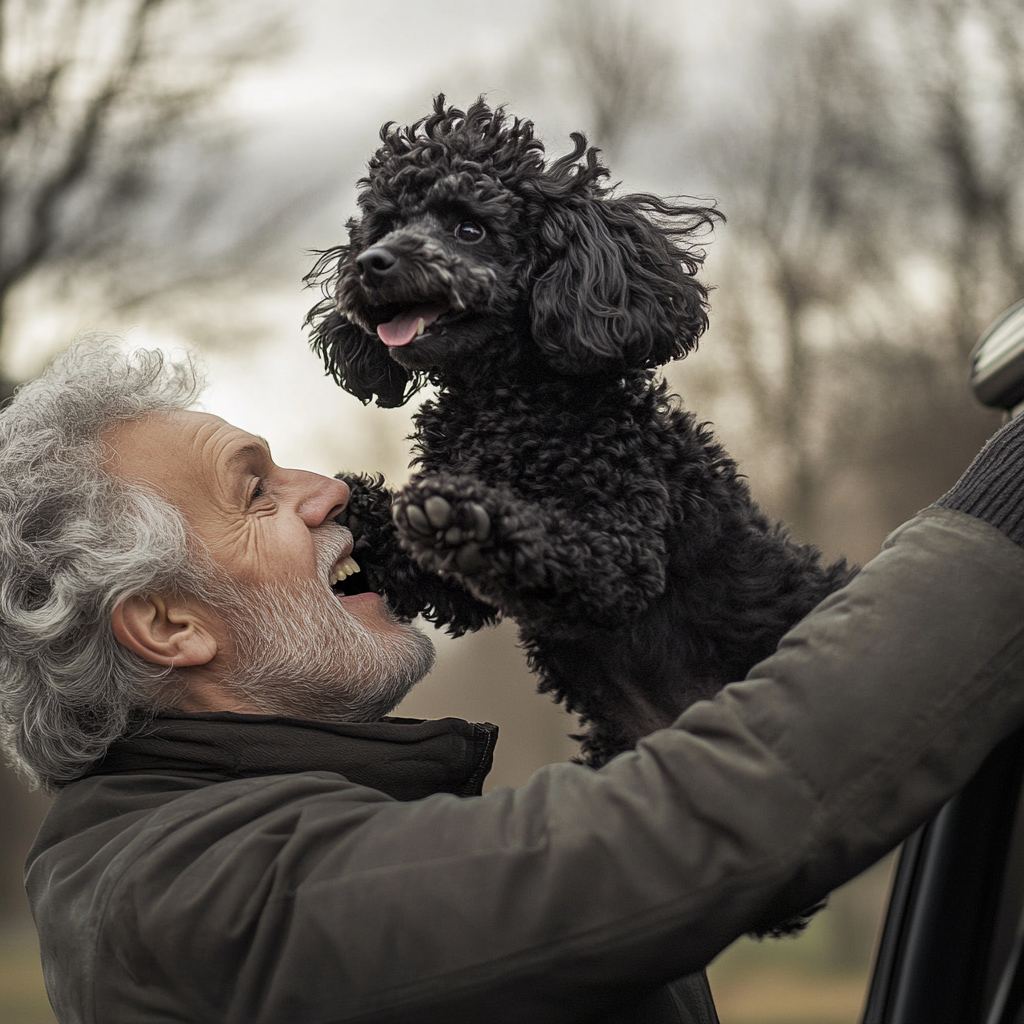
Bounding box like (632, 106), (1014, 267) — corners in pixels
(403, 504), (434, 536)
(424, 496), (453, 529)
(394, 492), (494, 575)
(468, 504), (490, 542)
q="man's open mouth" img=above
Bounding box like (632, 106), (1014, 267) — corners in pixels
(375, 303), (451, 347)
(328, 554), (371, 597)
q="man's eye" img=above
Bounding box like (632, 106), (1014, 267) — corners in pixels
(454, 221), (485, 243)
(249, 481), (266, 504)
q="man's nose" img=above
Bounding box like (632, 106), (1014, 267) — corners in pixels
(296, 473), (350, 527)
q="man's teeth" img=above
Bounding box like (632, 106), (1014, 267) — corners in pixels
(328, 555), (361, 586)
(415, 317), (425, 337)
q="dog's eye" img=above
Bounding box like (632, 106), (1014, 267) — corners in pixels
(454, 221), (485, 243)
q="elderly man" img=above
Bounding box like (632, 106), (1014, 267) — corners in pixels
(4, 339), (1024, 1024)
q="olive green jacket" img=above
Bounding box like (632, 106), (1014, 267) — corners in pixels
(27, 510), (1024, 1023)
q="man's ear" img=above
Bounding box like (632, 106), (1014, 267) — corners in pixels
(111, 593), (219, 668)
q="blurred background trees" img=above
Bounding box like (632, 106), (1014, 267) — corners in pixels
(543, 0), (678, 157)
(0, 0), (336, 396)
(2, 0), (1023, 1020)
(665, 0), (1020, 549)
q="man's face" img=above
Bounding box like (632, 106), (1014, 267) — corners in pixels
(106, 409), (434, 719)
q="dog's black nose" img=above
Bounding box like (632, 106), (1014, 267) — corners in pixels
(356, 247), (398, 279)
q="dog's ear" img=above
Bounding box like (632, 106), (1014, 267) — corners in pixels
(309, 306), (420, 409)
(530, 195), (718, 374)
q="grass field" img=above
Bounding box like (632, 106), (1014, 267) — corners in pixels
(707, 855), (894, 1024)
(0, 928), (56, 1024)
(709, 955), (869, 1024)
(711, 969), (867, 1024)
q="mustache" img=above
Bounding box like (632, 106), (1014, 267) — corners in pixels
(311, 523), (355, 582)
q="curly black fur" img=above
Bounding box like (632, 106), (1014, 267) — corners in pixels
(307, 96), (855, 769)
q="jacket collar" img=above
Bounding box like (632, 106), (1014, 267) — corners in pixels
(82, 711), (499, 801)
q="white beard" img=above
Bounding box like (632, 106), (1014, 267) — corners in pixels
(211, 530), (435, 722)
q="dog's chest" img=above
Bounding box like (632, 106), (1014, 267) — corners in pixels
(412, 384), (677, 505)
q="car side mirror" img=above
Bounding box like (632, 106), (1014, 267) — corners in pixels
(971, 298), (1024, 415)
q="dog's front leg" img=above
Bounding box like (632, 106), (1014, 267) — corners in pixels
(335, 472), (498, 635)
(391, 473), (668, 629)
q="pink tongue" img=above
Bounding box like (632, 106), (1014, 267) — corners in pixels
(377, 305), (446, 347)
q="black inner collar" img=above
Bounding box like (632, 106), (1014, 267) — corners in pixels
(81, 710), (498, 801)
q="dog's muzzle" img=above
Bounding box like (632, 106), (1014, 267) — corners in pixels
(356, 247), (398, 280)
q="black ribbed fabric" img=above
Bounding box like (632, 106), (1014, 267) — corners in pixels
(936, 413), (1024, 546)
(79, 711), (499, 800)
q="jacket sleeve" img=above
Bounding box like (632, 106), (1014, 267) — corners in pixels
(100, 508), (1024, 1024)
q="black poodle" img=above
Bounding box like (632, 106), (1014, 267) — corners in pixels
(306, 96), (855, 768)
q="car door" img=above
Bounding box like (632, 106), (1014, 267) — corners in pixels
(862, 726), (1024, 1024)
(864, 298), (1024, 1024)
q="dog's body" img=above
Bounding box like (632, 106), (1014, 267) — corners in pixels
(308, 98), (854, 767)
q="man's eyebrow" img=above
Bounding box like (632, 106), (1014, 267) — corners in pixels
(225, 437), (272, 471)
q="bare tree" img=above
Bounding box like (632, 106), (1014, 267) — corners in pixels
(689, 9), (904, 535)
(887, 0), (1024, 354)
(0, 0), (298, 398)
(510, 0), (678, 159)
(690, 0), (1020, 542)
(550, 0), (676, 155)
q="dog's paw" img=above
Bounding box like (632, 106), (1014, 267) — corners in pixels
(393, 484), (495, 575)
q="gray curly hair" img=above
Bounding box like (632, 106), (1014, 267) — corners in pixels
(0, 338), (213, 792)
